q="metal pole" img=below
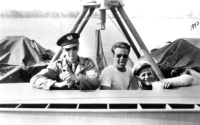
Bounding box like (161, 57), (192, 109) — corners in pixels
(71, 7), (90, 33)
(118, 6), (164, 80)
(110, 7), (140, 58)
(76, 7), (95, 34)
(49, 7), (89, 64)
(100, 9), (106, 30)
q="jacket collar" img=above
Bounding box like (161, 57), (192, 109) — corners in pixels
(62, 56), (86, 74)
(75, 57), (85, 74)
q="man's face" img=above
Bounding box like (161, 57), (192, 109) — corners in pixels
(113, 48), (129, 69)
(138, 67), (157, 86)
(63, 45), (79, 63)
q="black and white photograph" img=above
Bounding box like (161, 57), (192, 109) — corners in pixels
(0, 0), (200, 124)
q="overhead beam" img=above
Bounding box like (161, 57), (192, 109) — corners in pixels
(110, 7), (140, 58)
(117, 6), (164, 80)
(76, 7), (95, 34)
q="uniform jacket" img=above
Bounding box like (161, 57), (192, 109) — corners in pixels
(30, 57), (100, 90)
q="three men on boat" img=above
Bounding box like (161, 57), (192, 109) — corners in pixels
(31, 33), (194, 91)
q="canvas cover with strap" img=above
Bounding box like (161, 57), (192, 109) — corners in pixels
(95, 30), (108, 73)
(150, 38), (200, 78)
(0, 36), (55, 82)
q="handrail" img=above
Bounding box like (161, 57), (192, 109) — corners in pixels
(0, 103), (200, 112)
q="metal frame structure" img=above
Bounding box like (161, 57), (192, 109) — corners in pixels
(50, 0), (164, 80)
(1, 1), (200, 124)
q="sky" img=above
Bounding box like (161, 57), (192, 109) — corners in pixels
(0, 0), (82, 11)
(0, 0), (200, 17)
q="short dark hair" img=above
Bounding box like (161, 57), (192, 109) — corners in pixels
(111, 42), (131, 54)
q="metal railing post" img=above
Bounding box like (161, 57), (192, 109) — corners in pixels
(110, 7), (140, 58)
(76, 7), (95, 34)
(118, 6), (164, 80)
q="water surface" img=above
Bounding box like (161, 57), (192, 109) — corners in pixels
(1, 18), (199, 62)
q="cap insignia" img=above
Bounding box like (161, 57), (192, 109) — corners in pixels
(66, 35), (73, 40)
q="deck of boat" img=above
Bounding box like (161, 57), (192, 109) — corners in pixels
(0, 70), (200, 125)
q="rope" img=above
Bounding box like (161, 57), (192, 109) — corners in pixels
(71, 16), (91, 32)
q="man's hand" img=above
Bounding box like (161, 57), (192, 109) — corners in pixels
(53, 81), (73, 89)
(59, 72), (68, 81)
(161, 79), (173, 89)
(65, 72), (79, 81)
(59, 72), (79, 82)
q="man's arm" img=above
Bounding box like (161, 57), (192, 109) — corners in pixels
(52, 81), (74, 89)
(78, 58), (100, 90)
(100, 67), (112, 90)
(30, 62), (60, 90)
(161, 74), (194, 88)
(101, 86), (111, 90)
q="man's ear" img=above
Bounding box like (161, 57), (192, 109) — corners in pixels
(138, 81), (143, 88)
(62, 48), (64, 52)
(135, 76), (142, 81)
(77, 45), (80, 51)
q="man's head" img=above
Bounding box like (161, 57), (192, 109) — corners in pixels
(111, 42), (130, 71)
(57, 33), (80, 63)
(133, 61), (158, 89)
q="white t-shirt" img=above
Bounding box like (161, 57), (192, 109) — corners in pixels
(100, 65), (133, 90)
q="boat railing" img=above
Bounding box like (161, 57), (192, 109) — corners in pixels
(1, 103), (200, 112)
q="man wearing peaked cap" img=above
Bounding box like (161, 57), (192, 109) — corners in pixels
(30, 33), (100, 90)
(132, 60), (194, 90)
(57, 33), (80, 48)
(57, 33), (80, 63)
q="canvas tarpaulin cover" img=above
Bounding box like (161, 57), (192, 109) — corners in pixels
(150, 38), (200, 78)
(0, 36), (54, 81)
(95, 30), (108, 73)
